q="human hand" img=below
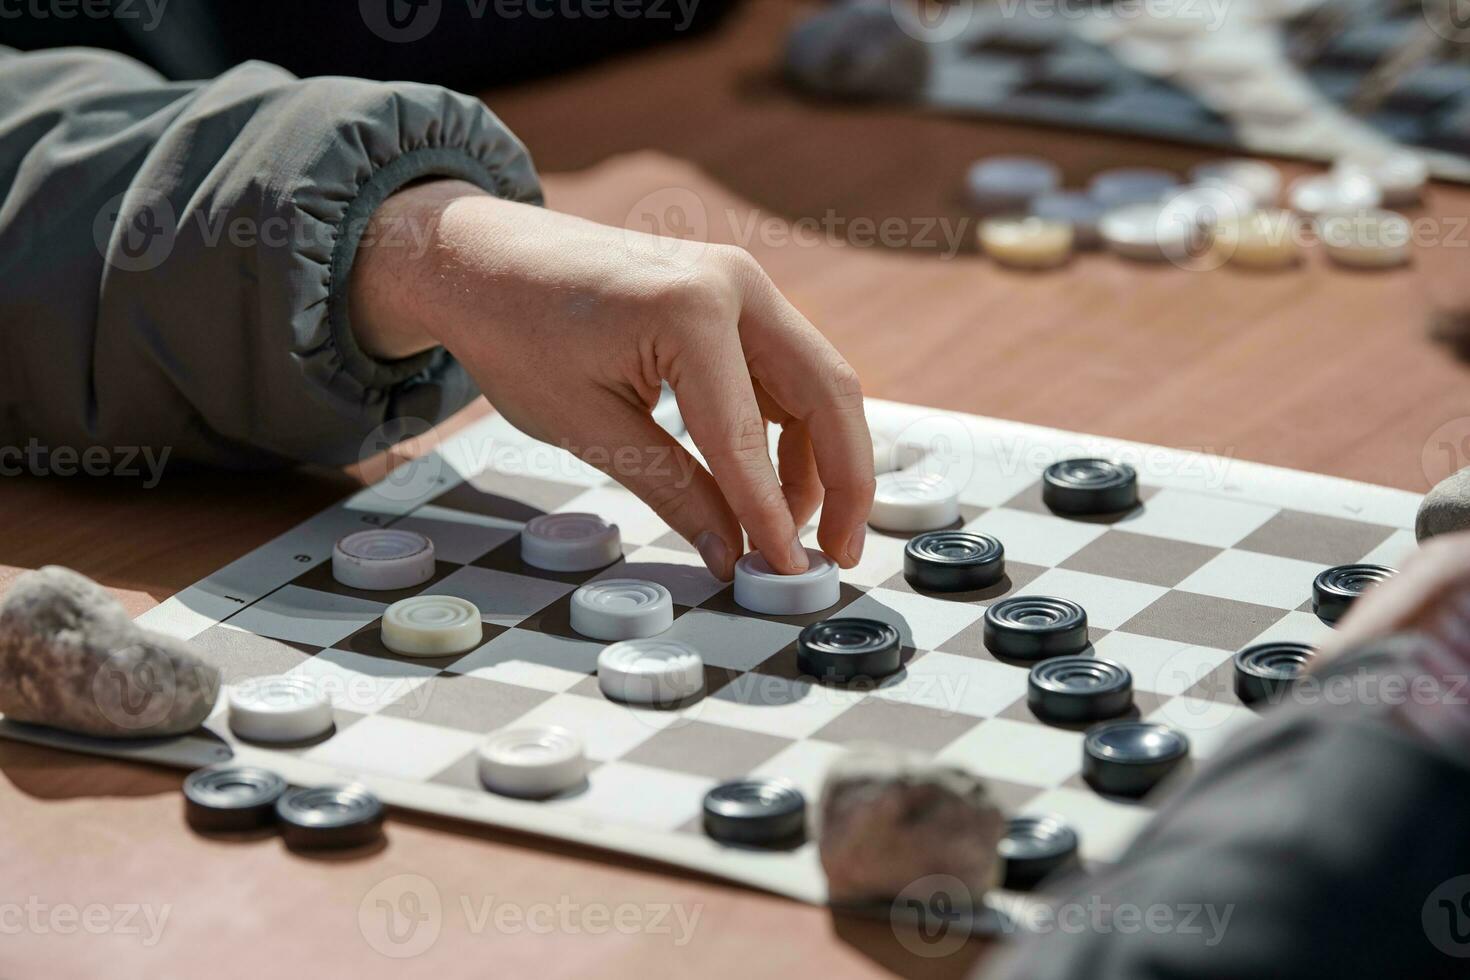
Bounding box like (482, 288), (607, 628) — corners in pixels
(349, 180), (875, 581)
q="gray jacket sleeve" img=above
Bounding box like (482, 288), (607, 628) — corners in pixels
(988, 637), (1470, 979)
(0, 45), (542, 469)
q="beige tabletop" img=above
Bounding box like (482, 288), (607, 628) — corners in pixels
(3, 2), (1469, 977)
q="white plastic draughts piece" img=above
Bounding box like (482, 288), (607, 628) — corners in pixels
(1333, 150), (1427, 206)
(1189, 159), (1282, 210)
(520, 513), (622, 572)
(1318, 209), (1413, 269)
(381, 595), (484, 656)
(1088, 168), (1180, 210)
(869, 471), (960, 532)
(228, 675), (333, 743)
(598, 639), (705, 705)
(733, 548), (840, 616)
(332, 528), (436, 591)
(570, 579), (673, 640)
(477, 725), (587, 798)
(1287, 172), (1382, 217)
(978, 217), (1073, 269)
(965, 156), (1061, 213)
(1211, 209), (1302, 269)
(1099, 203), (1194, 262)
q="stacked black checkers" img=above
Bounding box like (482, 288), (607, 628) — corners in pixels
(999, 815), (1080, 891)
(1042, 459), (1139, 515)
(183, 766), (287, 833)
(702, 779), (806, 846)
(275, 784), (385, 850)
(798, 618), (903, 682)
(1312, 564), (1396, 624)
(1083, 721), (1189, 797)
(903, 531), (1005, 592)
(1234, 642), (1317, 706)
(1028, 657), (1133, 723)
(984, 596), (1089, 661)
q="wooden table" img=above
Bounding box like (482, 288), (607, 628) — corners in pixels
(3, 2), (1468, 977)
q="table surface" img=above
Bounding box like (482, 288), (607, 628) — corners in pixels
(4, 2), (1469, 977)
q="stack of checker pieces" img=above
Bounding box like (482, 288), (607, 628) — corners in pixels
(0, 401), (1421, 908)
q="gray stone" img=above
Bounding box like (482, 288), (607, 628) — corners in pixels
(784, 3), (930, 100)
(1417, 466), (1470, 542)
(818, 744), (1005, 906)
(0, 566), (218, 738)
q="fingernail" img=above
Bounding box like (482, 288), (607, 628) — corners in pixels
(846, 524), (867, 566)
(695, 531), (732, 581)
(789, 537), (811, 573)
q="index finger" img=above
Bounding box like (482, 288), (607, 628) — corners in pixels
(741, 282), (875, 567)
(671, 326), (811, 576)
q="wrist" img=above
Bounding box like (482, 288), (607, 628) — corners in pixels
(347, 179), (494, 360)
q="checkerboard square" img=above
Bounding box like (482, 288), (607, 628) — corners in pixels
(872, 652), (1032, 718)
(431, 472), (586, 524)
(289, 558), (460, 605)
(1090, 632), (1234, 696)
(423, 565), (573, 627)
(1112, 489), (1277, 547)
(694, 673), (867, 739)
(591, 546), (726, 607)
(1233, 509), (1396, 566)
(302, 714), (483, 781)
(1120, 590), (1287, 650)
(1175, 549), (1327, 610)
(937, 718), (1084, 788)
(227, 586), (386, 648)
(445, 628), (603, 692)
(1147, 696), (1259, 760)
(955, 467), (1045, 508)
(512, 691), (682, 761)
(380, 674), (551, 732)
(836, 588), (988, 651)
(1247, 610), (1337, 648)
(393, 507), (519, 564)
(286, 647), (438, 715)
(1021, 568), (1170, 630)
(654, 609), (804, 671)
(1059, 530), (1220, 587)
(1361, 529), (1418, 568)
(964, 507), (1108, 566)
(750, 740), (851, 800)
(190, 624), (315, 682)
(620, 720), (793, 780)
(811, 698), (981, 754)
(553, 761), (713, 832)
(558, 485), (672, 546)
